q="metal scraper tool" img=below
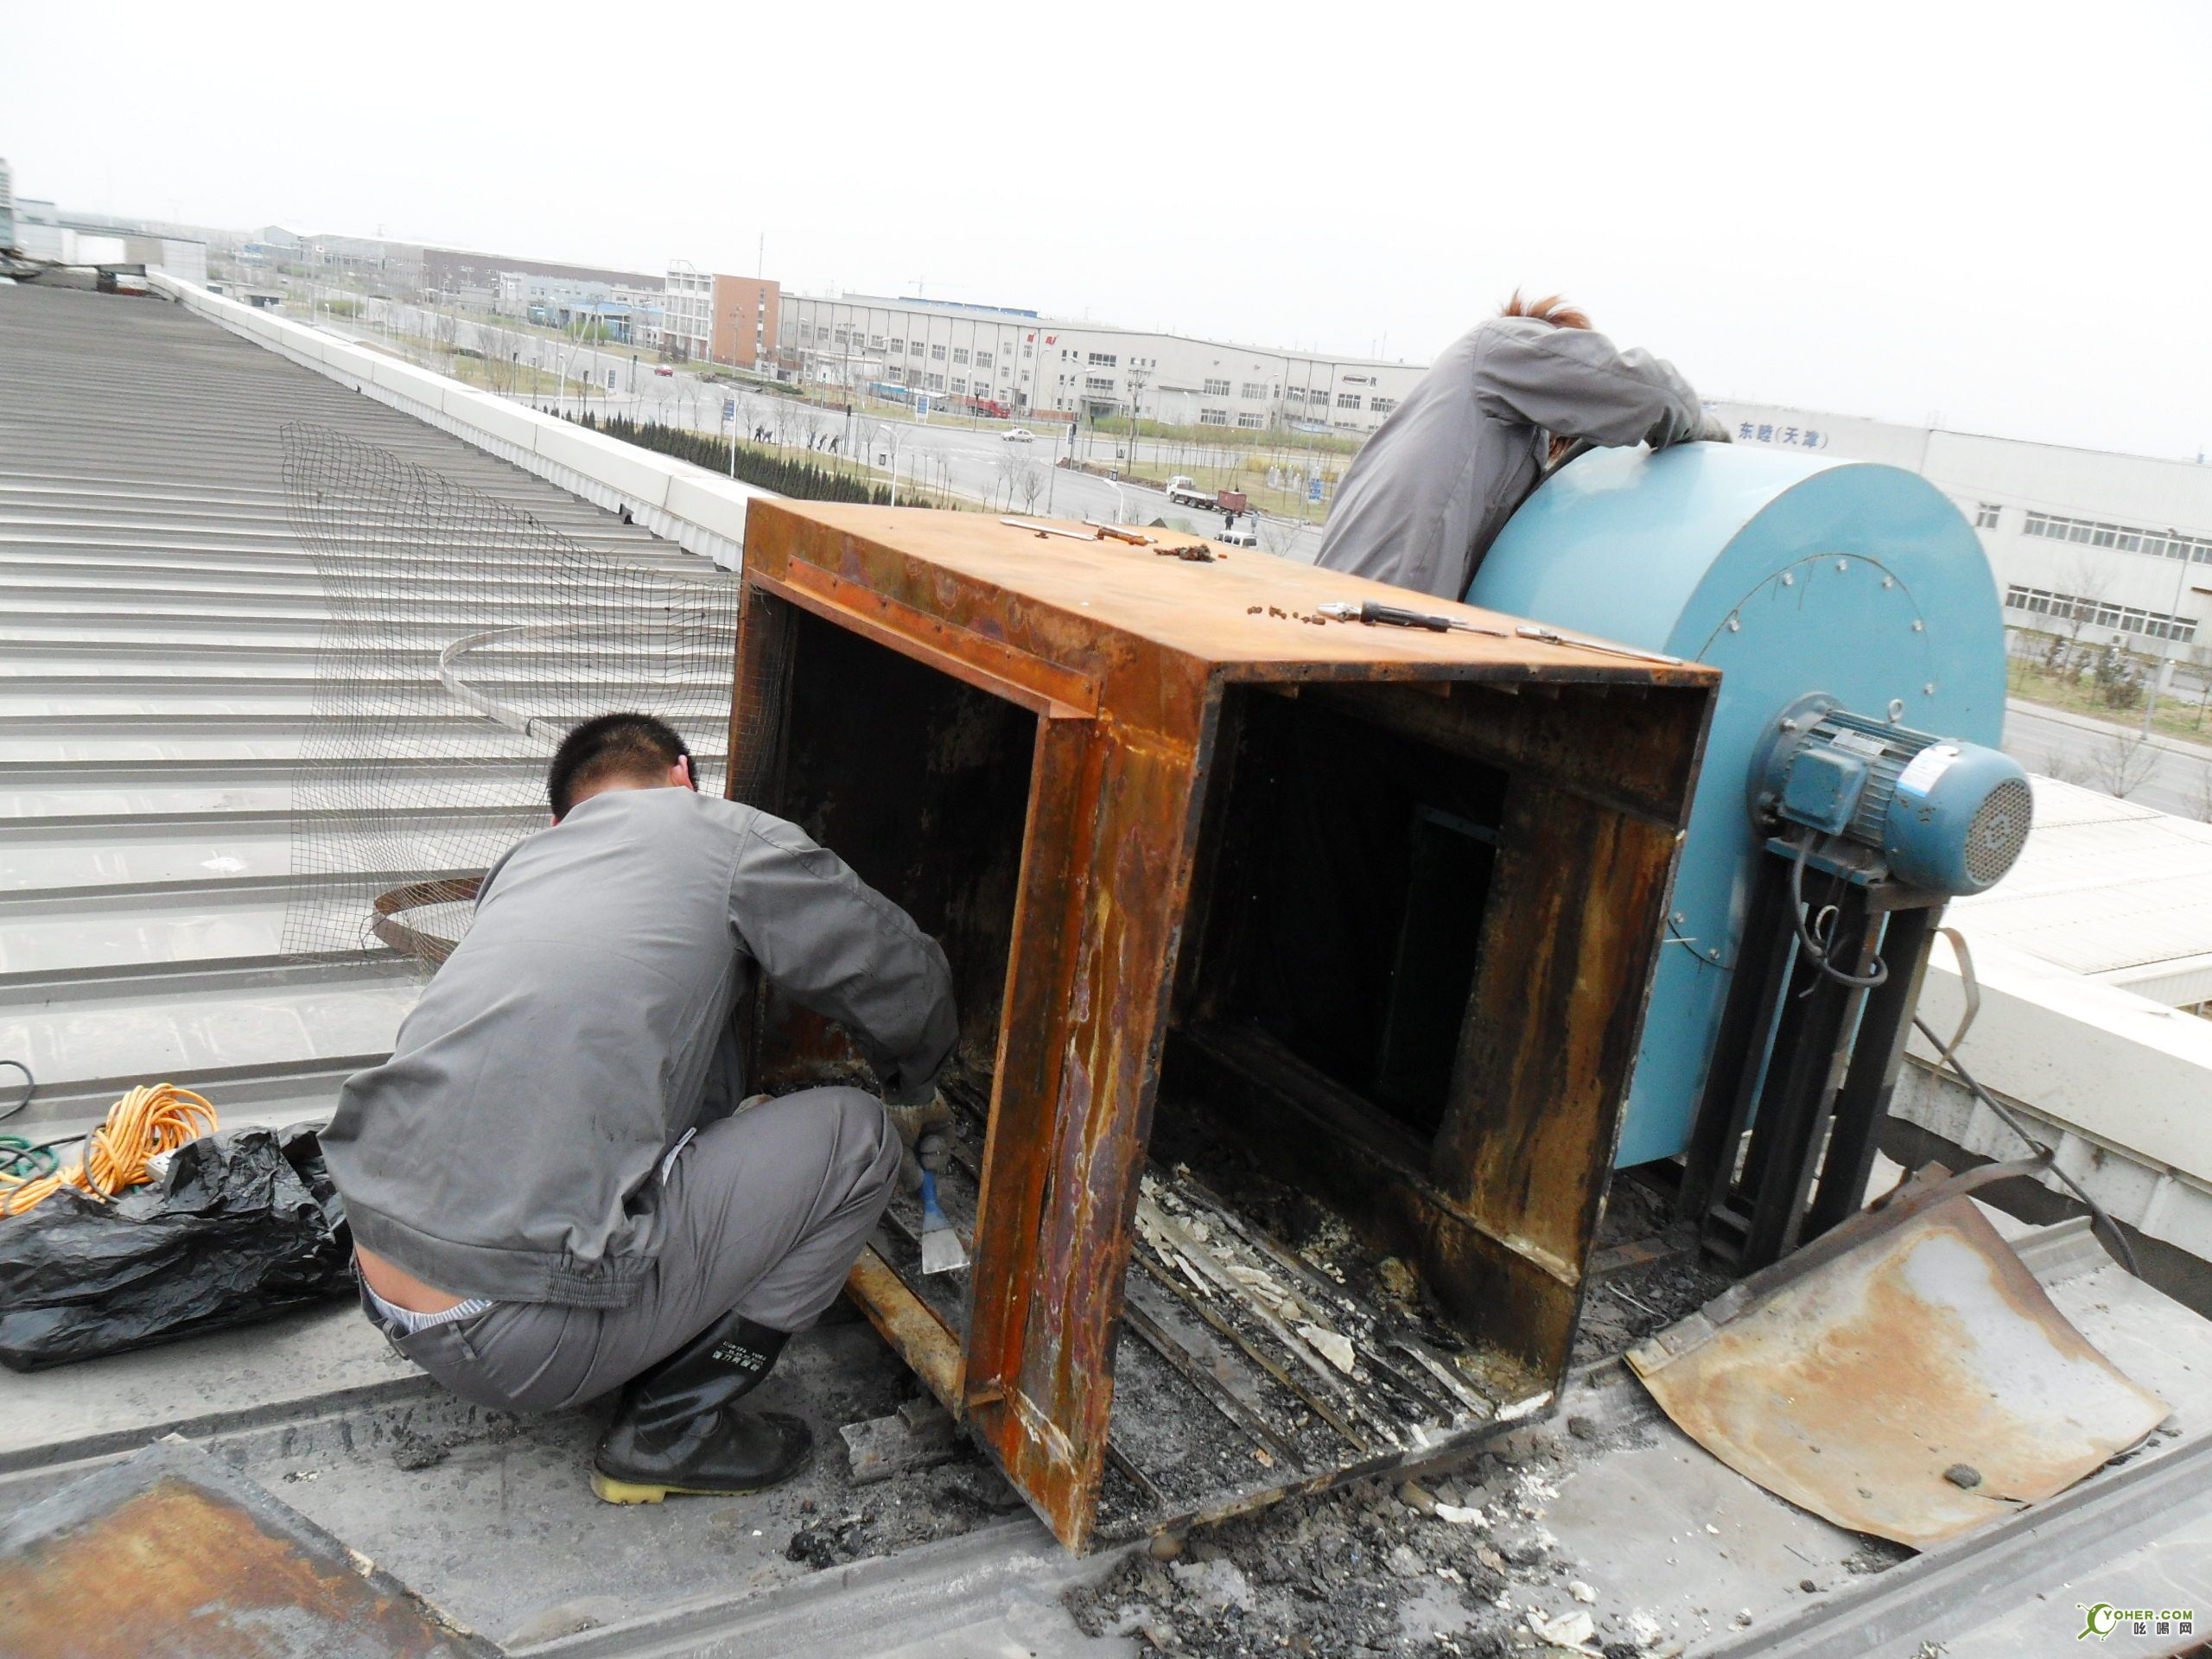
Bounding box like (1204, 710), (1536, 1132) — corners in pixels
(918, 1168), (969, 1274)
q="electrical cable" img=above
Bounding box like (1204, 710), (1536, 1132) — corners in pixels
(0, 1059), (57, 1184)
(1779, 840), (2141, 1275)
(1788, 836), (1890, 988)
(1912, 931), (2141, 1279)
(0, 1059), (31, 1122)
(0, 1084), (219, 1218)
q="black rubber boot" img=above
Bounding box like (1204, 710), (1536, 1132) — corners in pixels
(590, 1312), (813, 1503)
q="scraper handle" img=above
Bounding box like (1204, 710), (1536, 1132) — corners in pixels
(1359, 601), (1451, 631)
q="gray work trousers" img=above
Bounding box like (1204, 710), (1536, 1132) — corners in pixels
(363, 1086), (899, 1413)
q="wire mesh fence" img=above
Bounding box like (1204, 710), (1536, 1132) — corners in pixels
(279, 423), (740, 968)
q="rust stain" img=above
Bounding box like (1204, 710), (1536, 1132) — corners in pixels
(1631, 1196), (2167, 1548)
(846, 1248), (963, 1410)
(0, 1477), (489, 1658)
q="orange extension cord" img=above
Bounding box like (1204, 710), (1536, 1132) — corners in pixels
(0, 1084), (218, 1217)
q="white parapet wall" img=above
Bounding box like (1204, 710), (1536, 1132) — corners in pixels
(149, 274), (767, 570)
(1903, 932), (2212, 1262)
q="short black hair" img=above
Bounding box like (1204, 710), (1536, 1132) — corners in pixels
(548, 712), (690, 820)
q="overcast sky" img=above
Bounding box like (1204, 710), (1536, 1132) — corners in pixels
(9, 3), (2209, 458)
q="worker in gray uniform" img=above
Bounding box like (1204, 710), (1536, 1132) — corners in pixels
(1316, 292), (1730, 601)
(324, 712), (958, 1505)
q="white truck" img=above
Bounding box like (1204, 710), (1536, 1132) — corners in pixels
(1166, 474), (1217, 510)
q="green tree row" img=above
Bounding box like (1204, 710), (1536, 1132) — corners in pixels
(568, 411), (931, 510)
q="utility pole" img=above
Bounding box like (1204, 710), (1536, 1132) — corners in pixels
(2144, 529), (2194, 734)
(1123, 362), (1152, 463)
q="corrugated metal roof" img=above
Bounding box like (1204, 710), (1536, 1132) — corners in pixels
(1950, 774), (2212, 995)
(0, 281), (714, 1136)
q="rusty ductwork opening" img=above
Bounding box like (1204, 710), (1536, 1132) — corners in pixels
(729, 500), (1718, 1551)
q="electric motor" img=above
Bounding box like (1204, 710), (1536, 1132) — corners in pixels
(1756, 701), (2031, 896)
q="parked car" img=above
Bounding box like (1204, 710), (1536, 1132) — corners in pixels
(652, 365), (676, 377)
(1217, 520), (1258, 548)
(1002, 427), (1035, 443)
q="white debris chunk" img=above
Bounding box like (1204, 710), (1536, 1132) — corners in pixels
(1168, 1559), (1256, 1616)
(1568, 1580), (1597, 1604)
(1295, 1322), (1356, 1374)
(1526, 1608), (1597, 1648)
(1496, 1389), (1553, 1422)
(1432, 1503), (1488, 1527)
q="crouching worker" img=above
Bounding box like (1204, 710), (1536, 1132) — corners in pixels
(323, 712), (957, 1504)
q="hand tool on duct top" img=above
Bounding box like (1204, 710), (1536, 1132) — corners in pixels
(1318, 600), (1681, 662)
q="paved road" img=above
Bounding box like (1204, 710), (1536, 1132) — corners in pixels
(2003, 700), (2209, 817)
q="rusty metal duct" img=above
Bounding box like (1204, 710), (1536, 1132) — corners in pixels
(729, 503), (1718, 1549)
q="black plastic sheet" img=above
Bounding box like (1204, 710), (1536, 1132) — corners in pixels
(0, 1123), (352, 1371)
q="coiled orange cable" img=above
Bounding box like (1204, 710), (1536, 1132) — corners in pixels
(0, 1084), (218, 1217)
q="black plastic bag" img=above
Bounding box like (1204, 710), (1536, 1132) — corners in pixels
(0, 1122), (352, 1371)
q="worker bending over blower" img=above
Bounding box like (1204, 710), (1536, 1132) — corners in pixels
(1317, 290), (1729, 599)
(324, 713), (957, 1504)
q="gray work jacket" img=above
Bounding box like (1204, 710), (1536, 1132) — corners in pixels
(324, 787), (957, 1307)
(1315, 316), (1707, 601)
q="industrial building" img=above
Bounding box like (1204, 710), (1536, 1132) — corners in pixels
(250, 226), (417, 282)
(659, 264), (780, 369)
(5, 194), (208, 284)
(3, 274), (2212, 1656)
(777, 292), (1426, 432)
(1711, 400), (2212, 683)
(421, 244), (657, 302)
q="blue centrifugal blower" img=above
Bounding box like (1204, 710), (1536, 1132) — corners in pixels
(1470, 443), (2031, 1268)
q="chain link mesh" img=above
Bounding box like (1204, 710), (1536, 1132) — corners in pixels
(279, 423), (740, 967)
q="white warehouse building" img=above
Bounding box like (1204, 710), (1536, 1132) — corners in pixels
(779, 294), (1428, 435)
(772, 293), (2212, 659)
(1710, 401), (2212, 683)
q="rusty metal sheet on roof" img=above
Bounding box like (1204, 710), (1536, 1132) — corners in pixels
(1627, 1180), (2168, 1549)
(0, 1436), (499, 1658)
